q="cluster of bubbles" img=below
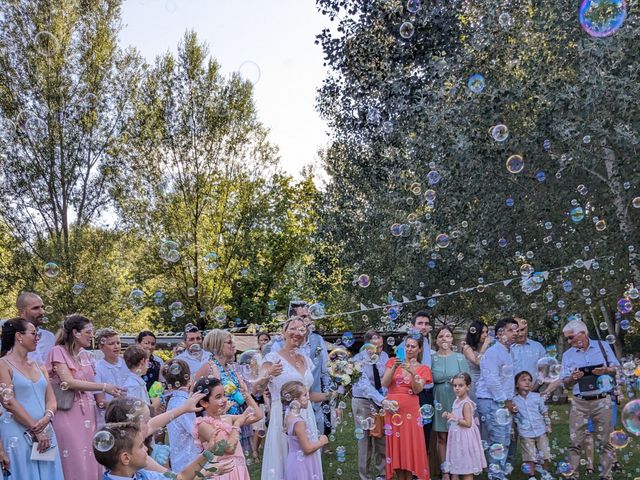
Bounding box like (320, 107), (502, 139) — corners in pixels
(159, 239), (180, 263)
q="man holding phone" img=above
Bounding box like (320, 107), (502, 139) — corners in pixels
(561, 319), (619, 480)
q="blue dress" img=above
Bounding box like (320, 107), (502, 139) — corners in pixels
(0, 363), (64, 479)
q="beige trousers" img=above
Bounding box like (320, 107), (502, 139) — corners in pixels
(568, 396), (615, 479)
(352, 397), (386, 480)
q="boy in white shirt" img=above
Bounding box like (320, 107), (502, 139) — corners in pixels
(123, 344), (158, 410)
(95, 328), (130, 425)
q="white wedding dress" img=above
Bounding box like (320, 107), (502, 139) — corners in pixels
(261, 351), (321, 480)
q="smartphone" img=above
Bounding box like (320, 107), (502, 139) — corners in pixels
(396, 347), (405, 363)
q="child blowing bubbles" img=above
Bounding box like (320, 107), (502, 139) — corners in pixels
(192, 376), (263, 480)
(512, 371), (552, 476)
(281, 381), (328, 480)
(442, 373), (487, 480)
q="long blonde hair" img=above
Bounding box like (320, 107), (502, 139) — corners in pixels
(280, 380), (307, 429)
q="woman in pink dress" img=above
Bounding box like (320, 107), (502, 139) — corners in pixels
(47, 315), (124, 479)
(442, 373), (486, 479)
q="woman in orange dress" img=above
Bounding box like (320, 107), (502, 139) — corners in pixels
(382, 334), (432, 480)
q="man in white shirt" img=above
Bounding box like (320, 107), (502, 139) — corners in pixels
(175, 325), (208, 378)
(16, 292), (55, 365)
(351, 330), (389, 480)
(511, 317), (547, 383)
(561, 320), (619, 480)
(476, 317), (519, 480)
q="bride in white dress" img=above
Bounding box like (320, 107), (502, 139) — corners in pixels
(254, 317), (334, 480)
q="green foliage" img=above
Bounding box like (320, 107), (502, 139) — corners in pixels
(313, 0), (639, 350)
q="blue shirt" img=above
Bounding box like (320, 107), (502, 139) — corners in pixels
(475, 341), (514, 402)
(561, 338), (619, 396)
(513, 391), (547, 438)
(166, 389), (200, 472)
(104, 469), (169, 480)
(511, 339), (546, 382)
(351, 350), (389, 405)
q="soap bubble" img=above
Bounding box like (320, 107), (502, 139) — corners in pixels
(309, 303), (325, 320)
(556, 461), (575, 477)
(595, 219), (607, 231)
(537, 357), (562, 382)
(605, 334), (616, 344)
(506, 155), (524, 173)
(357, 274), (371, 288)
(436, 233), (450, 248)
(342, 332), (355, 348)
(420, 404), (434, 419)
(44, 262), (60, 278)
(579, 0), (627, 38)
(617, 298), (633, 314)
(212, 306), (227, 324)
(609, 429), (630, 449)
(391, 413), (403, 426)
(238, 61), (261, 85)
(128, 289), (145, 309)
(34, 31), (59, 56)
(488, 443), (506, 460)
(399, 22), (415, 39)
(569, 206), (585, 223)
(93, 431), (115, 452)
(467, 74), (485, 93)
(407, 0), (420, 13)
(633, 197), (640, 209)
(168, 301), (185, 318)
(621, 399), (640, 436)
(495, 408), (511, 426)
(159, 239), (180, 262)
(491, 124), (509, 142)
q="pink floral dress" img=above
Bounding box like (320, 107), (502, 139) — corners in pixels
(192, 416), (250, 480)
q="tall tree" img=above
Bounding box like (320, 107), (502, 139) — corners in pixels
(314, 0), (640, 348)
(0, 0), (141, 314)
(116, 32), (316, 331)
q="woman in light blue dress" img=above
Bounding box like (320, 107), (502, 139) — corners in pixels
(0, 318), (64, 479)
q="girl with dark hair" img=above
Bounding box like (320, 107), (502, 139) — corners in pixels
(462, 321), (490, 401)
(47, 314), (123, 479)
(0, 318), (64, 478)
(191, 376), (262, 480)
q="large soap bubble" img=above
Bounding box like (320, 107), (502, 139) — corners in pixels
(579, 0), (627, 38)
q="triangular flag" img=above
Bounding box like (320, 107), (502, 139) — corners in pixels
(416, 295), (425, 300)
(372, 303), (381, 309)
(583, 260), (593, 270)
(402, 296), (411, 303)
(503, 279), (514, 286)
(360, 303), (368, 311)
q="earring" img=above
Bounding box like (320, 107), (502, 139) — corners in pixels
(18, 340), (23, 344)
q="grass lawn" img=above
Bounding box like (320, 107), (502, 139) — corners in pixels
(247, 401), (639, 480)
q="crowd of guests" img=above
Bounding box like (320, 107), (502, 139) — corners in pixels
(0, 292), (624, 480)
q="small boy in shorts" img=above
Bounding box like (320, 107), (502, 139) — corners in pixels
(513, 371), (552, 475)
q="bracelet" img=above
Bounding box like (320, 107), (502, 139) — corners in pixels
(45, 409), (54, 420)
(231, 425), (241, 432)
(102, 383), (107, 392)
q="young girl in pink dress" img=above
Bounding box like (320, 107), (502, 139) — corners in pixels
(192, 376), (262, 480)
(442, 372), (486, 480)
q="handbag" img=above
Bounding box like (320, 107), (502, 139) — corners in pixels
(369, 413), (384, 438)
(52, 383), (75, 411)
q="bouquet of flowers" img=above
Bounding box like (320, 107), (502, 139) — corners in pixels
(327, 348), (364, 397)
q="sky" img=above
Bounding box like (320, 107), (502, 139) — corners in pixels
(119, 0), (332, 177)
